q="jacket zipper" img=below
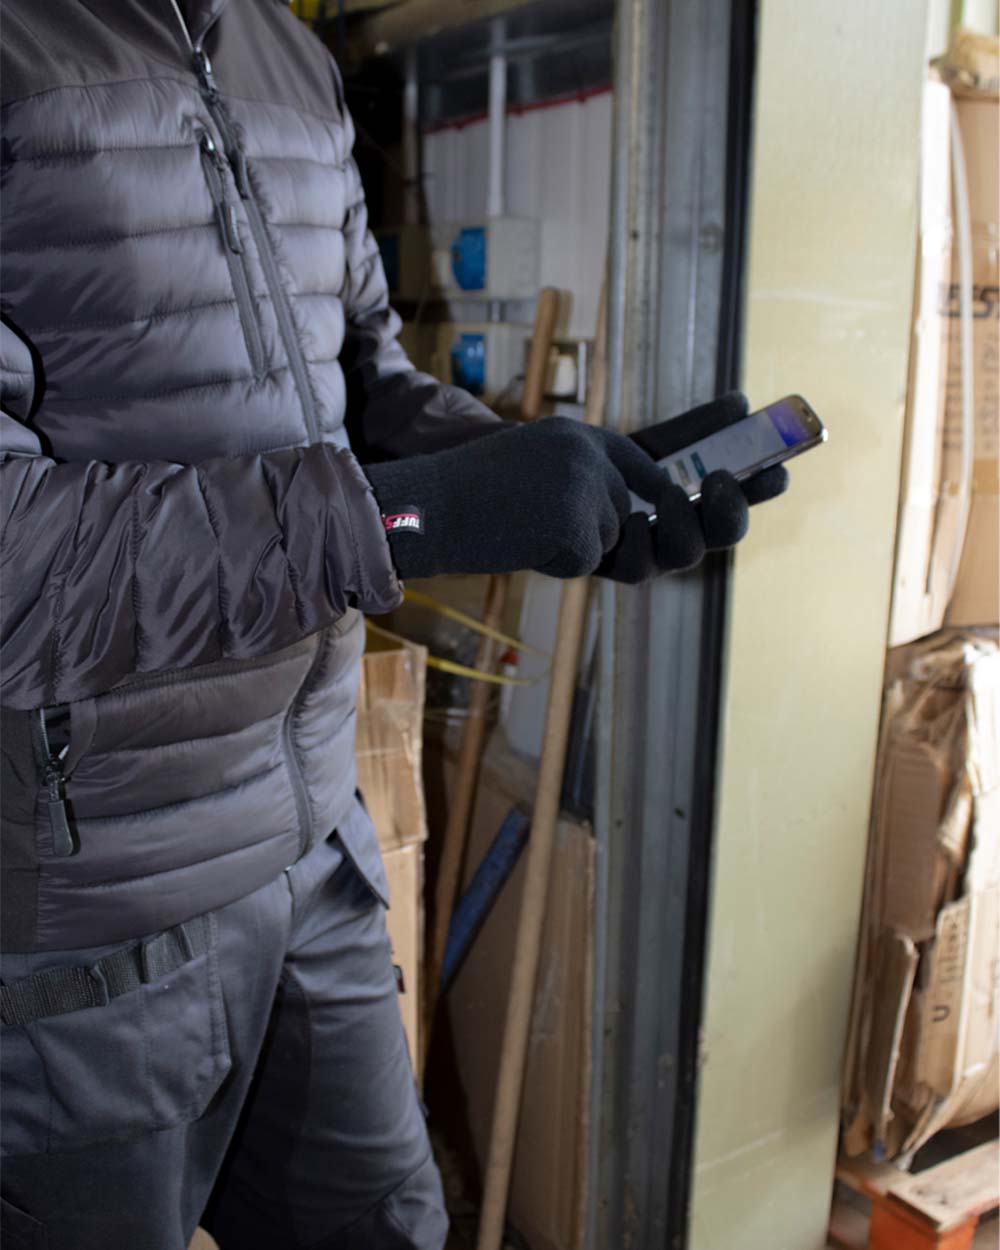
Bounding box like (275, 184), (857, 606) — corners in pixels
(197, 130), (265, 379)
(37, 708), (75, 858)
(165, 0), (322, 859)
(163, 0), (320, 445)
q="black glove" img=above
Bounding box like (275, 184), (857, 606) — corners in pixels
(597, 391), (790, 583)
(365, 417), (658, 580)
(365, 397), (787, 583)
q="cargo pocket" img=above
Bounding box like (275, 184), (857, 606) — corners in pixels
(0, 913), (231, 1156)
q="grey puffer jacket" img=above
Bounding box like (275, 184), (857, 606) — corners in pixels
(0, 0), (498, 952)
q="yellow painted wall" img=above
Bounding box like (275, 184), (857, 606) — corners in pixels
(690, 3), (930, 1247)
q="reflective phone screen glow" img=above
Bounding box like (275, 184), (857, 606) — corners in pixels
(660, 399), (812, 497)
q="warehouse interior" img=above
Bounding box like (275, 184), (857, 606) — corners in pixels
(248, 2), (1000, 1248)
(6, 0), (993, 1247)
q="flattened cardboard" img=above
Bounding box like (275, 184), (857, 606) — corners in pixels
(355, 629), (430, 1069)
(943, 91), (999, 630)
(878, 738), (952, 940)
(383, 842), (423, 1067)
(844, 632), (1000, 1158)
(890, 80), (956, 646)
(866, 933), (919, 1146)
(357, 632), (429, 852)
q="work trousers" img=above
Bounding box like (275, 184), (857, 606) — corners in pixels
(0, 829), (447, 1250)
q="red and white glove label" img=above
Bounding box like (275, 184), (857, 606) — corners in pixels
(383, 508), (424, 535)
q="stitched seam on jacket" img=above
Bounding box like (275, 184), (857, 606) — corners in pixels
(69, 762), (287, 830)
(259, 458), (307, 633)
(112, 643), (311, 696)
(209, 89), (343, 130)
(67, 367), (286, 403)
(193, 468), (230, 657)
(5, 222), (216, 254)
(9, 142), (194, 162)
(247, 152), (346, 172)
(0, 73), (196, 112)
(47, 464), (93, 704)
(129, 485), (144, 671)
(83, 714), (285, 759)
(30, 296), (267, 335)
(43, 817), (293, 889)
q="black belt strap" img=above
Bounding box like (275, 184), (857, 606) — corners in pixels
(0, 915), (212, 1028)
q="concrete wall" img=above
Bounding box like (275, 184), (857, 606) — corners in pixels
(689, 3), (930, 1247)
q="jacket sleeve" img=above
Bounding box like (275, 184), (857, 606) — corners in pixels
(337, 111), (504, 462)
(0, 321), (402, 711)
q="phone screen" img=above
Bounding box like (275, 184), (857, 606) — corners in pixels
(659, 398), (816, 497)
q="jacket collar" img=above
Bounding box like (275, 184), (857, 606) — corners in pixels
(163, 0), (231, 52)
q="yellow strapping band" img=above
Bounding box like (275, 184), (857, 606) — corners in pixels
(402, 588), (549, 660)
(425, 655), (536, 687)
(365, 593), (550, 687)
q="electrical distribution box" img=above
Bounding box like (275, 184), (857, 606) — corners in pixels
(377, 218), (540, 302)
(422, 321), (524, 401)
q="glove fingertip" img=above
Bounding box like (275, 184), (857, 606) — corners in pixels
(700, 470), (749, 550)
(653, 483), (706, 571)
(742, 463), (790, 506)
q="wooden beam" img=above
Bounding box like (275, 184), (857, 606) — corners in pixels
(887, 1142), (1000, 1232)
(354, 0), (536, 56)
(837, 1154), (911, 1200)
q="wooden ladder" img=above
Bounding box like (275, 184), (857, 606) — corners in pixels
(833, 1141), (999, 1250)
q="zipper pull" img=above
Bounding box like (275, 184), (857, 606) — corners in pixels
(192, 46), (219, 97)
(198, 133), (243, 254)
(38, 708), (76, 857)
(230, 146), (251, 200)
(198, 130), (224, 170)
(222, 201), (243, 254)
(44, 754), (75, 857)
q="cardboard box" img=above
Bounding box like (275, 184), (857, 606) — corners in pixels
(432, 730), (594, 1250)
(889, 62), (998, 645)
(356, 627), (429, 1066)
(889, 79), (956, 646)
(356, 628), (428, 852)
(843, 632), (1000, 1161)
(383, 842), (423, 1067)
(942, 89), (999, 630)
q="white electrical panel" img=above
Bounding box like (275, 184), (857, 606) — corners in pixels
(377, 218), (540, 302)
(430, 218), (540, 300)
(412, 321), (523, 402)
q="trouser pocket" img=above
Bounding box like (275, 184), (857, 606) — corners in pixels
(1, 913), (231, 1156)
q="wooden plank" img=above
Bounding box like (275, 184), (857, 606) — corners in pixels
(838, 1153), (912, 1199)
(354, 0), (536, 55)
(871, 1199), (978, 1250)
(888, 1141), (1000, 1232)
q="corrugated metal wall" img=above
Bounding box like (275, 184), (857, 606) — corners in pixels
(421, 91), (612, 338)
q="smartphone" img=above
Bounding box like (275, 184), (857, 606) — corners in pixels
(646, 394), (826, 506)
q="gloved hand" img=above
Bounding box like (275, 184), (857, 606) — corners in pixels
(364, 395), (787, 584)
(600, 391), (790, 582)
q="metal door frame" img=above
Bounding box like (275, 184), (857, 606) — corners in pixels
(587, 1), (757, 1245)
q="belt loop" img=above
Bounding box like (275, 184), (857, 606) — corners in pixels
(176, 921), (196, 962)
(87, 963), (110, 1008)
